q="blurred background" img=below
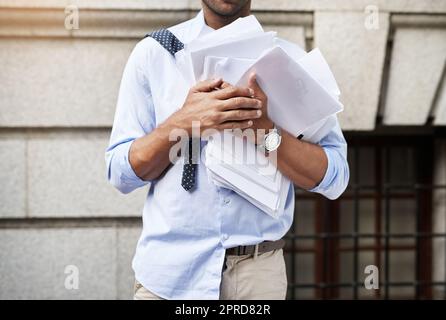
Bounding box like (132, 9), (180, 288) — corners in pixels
(0, 0), (445, 299)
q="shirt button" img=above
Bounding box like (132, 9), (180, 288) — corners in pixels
(224, 198), (231, 205)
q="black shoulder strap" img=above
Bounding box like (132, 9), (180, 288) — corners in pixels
(144, 28), (184, 57)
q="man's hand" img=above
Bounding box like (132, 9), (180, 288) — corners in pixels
(243, 73), (274, 145)
(167, 78), (263, 135)
(129, 78), (261, 181)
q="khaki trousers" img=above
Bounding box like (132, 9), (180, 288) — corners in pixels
(134, 249), (287, 300)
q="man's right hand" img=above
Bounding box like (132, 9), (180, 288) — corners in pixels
(166, 78), (263, 135)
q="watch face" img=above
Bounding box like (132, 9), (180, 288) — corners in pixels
(265, 132), (281, 151)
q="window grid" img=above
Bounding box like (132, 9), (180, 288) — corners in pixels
(284, 135), (446, 300)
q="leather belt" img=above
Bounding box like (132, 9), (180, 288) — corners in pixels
(225, 239), (285, 256)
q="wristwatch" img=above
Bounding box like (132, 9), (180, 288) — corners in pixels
(261, 125), (282, 154)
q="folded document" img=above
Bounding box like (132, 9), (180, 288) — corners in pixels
(205, 132), (290, 218)
(175, 15), (343, 219)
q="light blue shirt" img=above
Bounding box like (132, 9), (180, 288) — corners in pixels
(105, 11), (349, 299)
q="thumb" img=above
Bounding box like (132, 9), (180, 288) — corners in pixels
(248, 72), (262, 95)
(193, 78), (223, 92)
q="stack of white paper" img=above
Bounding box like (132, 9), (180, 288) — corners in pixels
(205, 131), (290, 218)
(176, 15), (343, 218)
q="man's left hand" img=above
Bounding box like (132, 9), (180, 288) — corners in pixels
(220, 73), (274, 145)
(246, 72), (274, 144)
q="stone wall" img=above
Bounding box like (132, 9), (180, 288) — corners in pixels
(0, 0), (445, 299)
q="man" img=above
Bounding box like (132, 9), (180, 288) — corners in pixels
(106, 0), (349, 300)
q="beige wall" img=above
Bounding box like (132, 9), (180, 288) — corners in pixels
(0, 0), (445, 299)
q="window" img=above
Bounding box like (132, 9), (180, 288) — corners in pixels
(284, 133), (446, 299)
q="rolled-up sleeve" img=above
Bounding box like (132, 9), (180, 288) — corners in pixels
(309, 118), (349, 200)
(105, 40), (155, 194)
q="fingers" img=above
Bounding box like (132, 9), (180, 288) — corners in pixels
(248, 72), (265, 99)
(220, 109), (262, 122)
(193, 78), (223, 92)
(220, 96), (262, 111)
(220, 81), (231, 89)
(218, 120), (254, 131)
(212, 84), (255, 100)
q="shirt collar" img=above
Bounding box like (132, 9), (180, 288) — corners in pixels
(185, 10), (215, 43)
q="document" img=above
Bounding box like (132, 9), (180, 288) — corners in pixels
(202, 56), (255, 84)
(178, 32), (276, 85)
(205, 148), (289, 218)
(174, 14), (343, 218)
(199, 47), (342, 137)
(236, 46), (343, 137)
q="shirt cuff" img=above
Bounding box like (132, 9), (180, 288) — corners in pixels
(309, 146), (335, 194)
(113, 140), (149, 192)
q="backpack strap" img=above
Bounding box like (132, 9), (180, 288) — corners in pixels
(144, 29), (184, 56)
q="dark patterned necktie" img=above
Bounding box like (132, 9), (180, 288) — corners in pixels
(181, 137), (199, 191)
(145, 29), (198, 191)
